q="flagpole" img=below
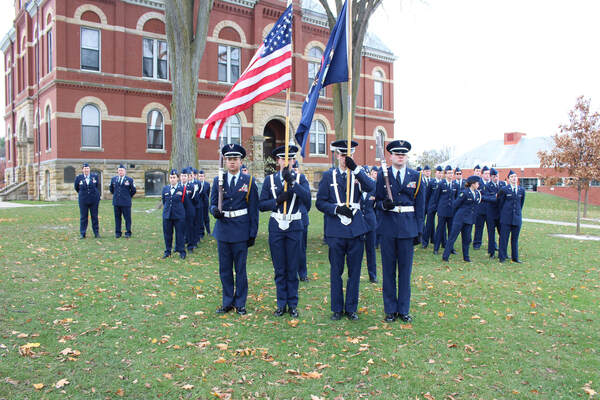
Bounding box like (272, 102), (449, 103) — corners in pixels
(283, 0), (293, 215)
(345, 0), (352, 207)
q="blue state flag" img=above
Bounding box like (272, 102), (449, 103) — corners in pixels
(295, 0), (348, 157)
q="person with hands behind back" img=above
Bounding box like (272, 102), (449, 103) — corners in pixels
(316, 140), (375, 321)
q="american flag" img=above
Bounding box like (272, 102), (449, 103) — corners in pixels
(197, 4), (293, 140)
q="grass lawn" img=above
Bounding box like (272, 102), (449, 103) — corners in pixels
(0, 193), (598, 399)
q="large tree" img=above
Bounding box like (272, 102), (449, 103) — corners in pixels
(317, 0), (383, 139)
(164, 0), (214, 170)
(538, 96), (600, 234)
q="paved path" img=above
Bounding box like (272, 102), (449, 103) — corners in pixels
(524, 218), (600, 230)
(0, 201), (60, 209)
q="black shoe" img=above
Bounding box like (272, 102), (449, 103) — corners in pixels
(369, 277), (378, 283)
(473, 246), (481, 250)
(289, 308), (299, 318)
(451, 249), (457, 255)
(273, 307), (286, 317)
(464, 257), (471, 262)
(179, 252), (186, 260)
(216, 305), (234, 314)
(187, 247), (194, 253)
(499, 258), (506, 263)
(489, 253), (496, 259)
(162, 252), (171, 259)
(346, 312), (359, 321)
(384, 313), (396, 323)
(115, 234), (122, 238)
(79, 234), (85, 239)
(299, 276), (309, 282)
(94, 233), (100, 238)
(397, 314), (412, 323)
(331, 312), (343, 321)
(124, 234), (131, 238)
(421, 244), (428, 249)
(442, 256), (449, 262)
(433, 250), (439, 255)
(512, 259), (522, 263)
(236, 307), (247, 315)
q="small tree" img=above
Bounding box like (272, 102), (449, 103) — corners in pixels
(414, 145), (454, 168)
(538, 96), (600, 234)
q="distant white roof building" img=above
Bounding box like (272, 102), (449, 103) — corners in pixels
(445, 133), (554, 169)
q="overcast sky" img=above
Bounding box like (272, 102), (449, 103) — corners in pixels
(2, 0), (600, 157)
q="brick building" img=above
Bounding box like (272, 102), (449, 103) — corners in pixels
(1, 0), (396, 200)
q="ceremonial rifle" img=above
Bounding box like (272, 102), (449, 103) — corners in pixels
(376, 133), (393, 201)
(218, 137), (224, 211)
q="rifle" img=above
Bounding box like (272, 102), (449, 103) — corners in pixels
(218, 143), (224, 211)
(375, 133), (393, 201)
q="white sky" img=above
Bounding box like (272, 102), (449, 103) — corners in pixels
(2, 0), (600, 156)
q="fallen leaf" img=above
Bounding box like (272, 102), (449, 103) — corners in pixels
(33, 383), (44, 390)
(54, 378), (70, 388)
(215, 343), (228, 351)
(287, 319), (299, 327)
(115, 388), (124, 397)
(182, 384), (194, 390)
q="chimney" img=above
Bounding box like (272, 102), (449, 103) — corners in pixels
(504, 132), (526, 145)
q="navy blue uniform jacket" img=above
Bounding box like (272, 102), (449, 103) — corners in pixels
(316, 168), (375, 238)
(210, 173), (259, 242)
(162, 184), (186, 220)
(259, 172), (311, 233)
(432, 180), (457, 218)
(360, 184), (377, 232)
(453, 188), (480, 225)
(109, 176), (136, 207)
(74, 174), (101, 204)
(497, 185), (525, 226)
(482, 181), (501, 219)
(425, 179), (440, 213)
(375, 167), (425, 238)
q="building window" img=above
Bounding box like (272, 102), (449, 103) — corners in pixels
(147, 109), (164, 149)
(307, 47), (325, 96)
(36, 112), (41, 153)
(63, 166), (76, 183)
(309, 120), (326, 155)
(34, 29), (39, 82)
(47, 30), (53, 73)
(145, 170), (166, 196)
(6, 58), (12, 104)
(81, 27), (100, 71)
(218, 45), (240, 83)
(45, 106), (51, 150)
(142, 38), (168, 80)
(222, 115), (241, 144)
(374, 70), (383, 109)
(6, 128), (10, 160)
(375, 129), (385, 159)
(81, 104), (101, 147)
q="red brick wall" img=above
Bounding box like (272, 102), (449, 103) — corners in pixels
(538, 186), (600, 206)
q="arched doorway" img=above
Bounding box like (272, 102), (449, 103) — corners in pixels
(45, 170), (51, 200)
(263, 119), (286, 160)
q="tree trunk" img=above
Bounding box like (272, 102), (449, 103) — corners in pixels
(583, 184), (589, 218)
(576, 182), (581, 234)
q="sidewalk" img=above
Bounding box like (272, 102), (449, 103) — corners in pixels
(523, 218), (600, 230)
(0, 201), (60, 209)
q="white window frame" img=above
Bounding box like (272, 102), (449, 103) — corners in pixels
(80, 27), (100, 72)
(142, 38), (169, 80)
(45, 106), (51, 150)
(218, 45), (240, 84)
(222, 115), (241, 144)
(81, 104), (101, 148)
(47, 29), (53, 73)
(146, 109), (165, 150)
(309, 120), (326, 156)
(374, 79), (383, 109)
(307, 47), (325, 96)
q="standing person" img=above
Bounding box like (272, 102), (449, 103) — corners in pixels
(482, 168), (502, 258)
(259, 145), (310, 317)
(210, 143), (259, 315)
(497, 170), (525, 263)
(74, 162), (101, 239)
(109, 164), (136, 238)
(376, 140), (425, 323)
(180, 168), (197, 253)
(293, 160), (311, 282)
(473, 166), (491, 249)
(161, 169), (186, 259)
(191, 168), (208, 245)
(422, 166), (442, 248)
(361, 166), (378, 283)
(442, 176), (481, 262)
(316, 140), (374, 321)
(241, 164), (249, 175)
(198, 170), (211, 237)
(453, 167), (464, 191)
(432, 166), (456, 255)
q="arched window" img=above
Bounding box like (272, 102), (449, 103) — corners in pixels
(35, 111), (40, 153)
(376, 129), (385, 159)
(147, 109), (164, 149)
(307, 47), (325, 96)
(45, 106), (51, 150)
(47, 28), (53, 73)
(81, 104), (101, 147)
(309, 120), (326, 155)
(63, 166), (76, 183)
(222, 115), (241, 145)
(373, 70), (384, 109)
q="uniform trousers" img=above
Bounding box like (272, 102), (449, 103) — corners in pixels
(192, 206), (204, 246)
(269, 230), (301, 309)
(326, 236), (364, 314)
(473, 214), (486, 248)
(113, 206), (131, 236)
(364, 229), (377, 280)
(486, 216), (501, 255)
(184, 209), (196, 247)
(163, 218), (185, 255)
(443, 222), (472, 260)
(499, 224), (521, 261)
(422, 210), (437, 247)
(297, 227), (308, 279)
(434, 215), (452, 251)
(79, 202), (99, 236)
(380, 236), (414, 315)
(217, 240), (249, 309)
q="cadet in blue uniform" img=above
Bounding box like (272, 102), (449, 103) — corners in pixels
(453, 168), (465, 191)
(422, 166), (442, 248)
(74, 162), (101, 238)
(198, 170), (211, 237)
(316, 140), (375, 321)
(432, 166), (456, 254)
(376, 140), (425, 323)
(293, 160), (311, 282)
(191, 169), (208, 245)
(179, 168), (197, 253)
(109, 164), (136, 238)
(210, 144), (259, 315)
(361, 166), (378, 283)
(161, 169), (186, 259)
(259, 145), (311, 317)
(442, 176), (481, 262)
(473, 165), (490, 249)
(482, 168), (502, 258)
(497, 170), (525, 263)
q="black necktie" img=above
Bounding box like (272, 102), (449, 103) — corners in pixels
(396, 172), (402, 187)
(230, 176), (236, 189)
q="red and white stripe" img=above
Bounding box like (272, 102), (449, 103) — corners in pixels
(197, 43), (292, 140)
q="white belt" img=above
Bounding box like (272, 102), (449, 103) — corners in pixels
(391, 205), (414, 213)
(223, 208), (248, 218)
(271, 211), (302, 221)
